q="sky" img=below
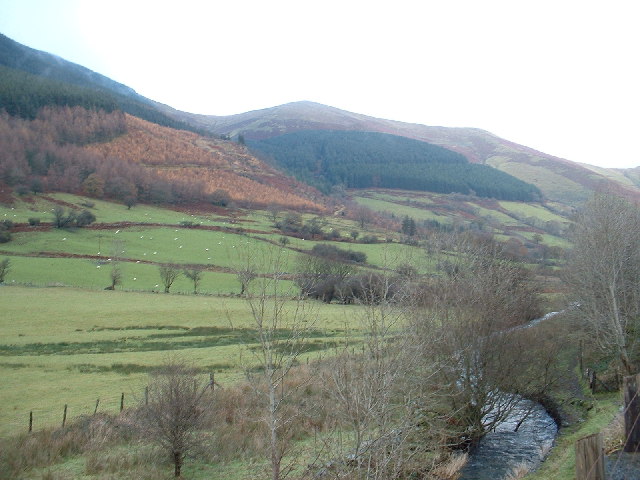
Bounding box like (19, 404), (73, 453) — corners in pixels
(1, 0), (638, 168)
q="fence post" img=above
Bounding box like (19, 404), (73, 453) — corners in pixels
(575, 432), (605, 480)
(624, 373), (640, 453)
(62, 404), (67, 428)
(210, 373), (215, 391)
(94, 398), (100, 415)
(588, 369), (597, 393)
(145, 386), (149, 405)
(120, 393), (124, 412)
(29, 411), (33, 433)
(579, 339), (584, 374)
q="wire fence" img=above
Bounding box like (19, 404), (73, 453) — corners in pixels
(2, 373), (220, 438)
(2, 391), (133, 437)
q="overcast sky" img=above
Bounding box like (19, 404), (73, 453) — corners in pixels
(1, 0), (638, 168)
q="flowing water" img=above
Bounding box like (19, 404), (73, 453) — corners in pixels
(458, 311), (563, 479)
(458, 396), (558, 480)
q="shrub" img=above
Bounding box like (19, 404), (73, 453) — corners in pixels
(276, 212), (303, 233)
(14, 184), (30, 195)
(325, 229), (341, 240)
(310, 244), (366, 263)
(360, 235), (379, 244)
(53, 207), (95, 228)
(0, 258), (9, 282)
(0, 224), (10, 243)
(75, 210), (96, 227)
(28, 217), (41, 226)
(210, 189), (232, 207)
(279, 236), (290, 246)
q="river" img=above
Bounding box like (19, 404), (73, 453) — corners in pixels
(458, 311), (563, 480)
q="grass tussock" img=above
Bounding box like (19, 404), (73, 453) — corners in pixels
(504, 462), (532, 480)
(0, 414), (135, 479)
(429, 452), (468, 479)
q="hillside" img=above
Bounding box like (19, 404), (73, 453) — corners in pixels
(249, 130), (541, 201)
(88, 114), (325, 211)
(170, 101), (640, 206)
(0, 34), (196, 132)
(3, 32), (637, 207)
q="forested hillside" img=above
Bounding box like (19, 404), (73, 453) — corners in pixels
(0, 34), (197, 132)
(249, 130), (542, 201)
(0, 65), (119, 118)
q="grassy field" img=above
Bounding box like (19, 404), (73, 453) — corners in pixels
(353, 194), (449, 223)
(0, 286), (360, 438)
(351, 190), (570, 254)
(0, 191), (584, 479)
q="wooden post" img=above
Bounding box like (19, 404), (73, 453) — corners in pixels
(94, 398), (100, 415)
(62, 404), (68, 428)
(579, 339), (584, 374)
(575, 432), (605, 480)
(29, 411), (33, 433)
(145, 386), (149, 405)
(588, 369), (597, 393)
(210, 373), (215, 391)
(120, 393), (124, 412)
(623, 373), (640, 453)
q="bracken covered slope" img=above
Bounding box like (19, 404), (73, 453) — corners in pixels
(87, 115), (325, 211)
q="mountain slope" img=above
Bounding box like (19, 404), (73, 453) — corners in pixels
(0, 34), (195, 132)
(86, 114), (325, 211)
(249, 130), (541, 201)
(172, 101), (640, 205)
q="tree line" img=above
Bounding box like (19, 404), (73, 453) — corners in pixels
(249, 130), (542, 201)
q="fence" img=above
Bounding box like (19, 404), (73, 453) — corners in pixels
(2, 392), (130, 437)
(2, 373), (220, 437)
(575, 373), (640, 480)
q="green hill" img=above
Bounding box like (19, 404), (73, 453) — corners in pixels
(249, 130), (542, 201)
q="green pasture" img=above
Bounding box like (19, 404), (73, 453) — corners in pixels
(0, 255), (242, 293)
(517, 231), (571, 249)
(498, 200), (569, 224)
(487, 157), (589, 205)
(2, 225), (304, 271)
(359, 190), (436, 206)
(0, 286), (362, 437)
(1, 193), (230, 227)
(353, 195), (451, 223)
(473, 205), (519, 226)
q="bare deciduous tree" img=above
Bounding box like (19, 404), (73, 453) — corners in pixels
(140, 360), (212, 477)
(414, 234), (544, 444)
(566, 192), (640, 375)
(106, 240), (124, 290)
(0, 258), (10, 283)
(237, 267), (257, 296)
(108, 263), (122, 290)
(183, 268), (203, 294)
(241, 245), (317, 480)
(354, 206), (374, 229)
(318, 272), (429, 479)
(234, 241), (258, 296)
(159, 264), (181, 293)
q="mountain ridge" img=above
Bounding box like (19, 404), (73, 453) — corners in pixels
(162, 100), (640, 205)
(1, 32), (638, 207)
